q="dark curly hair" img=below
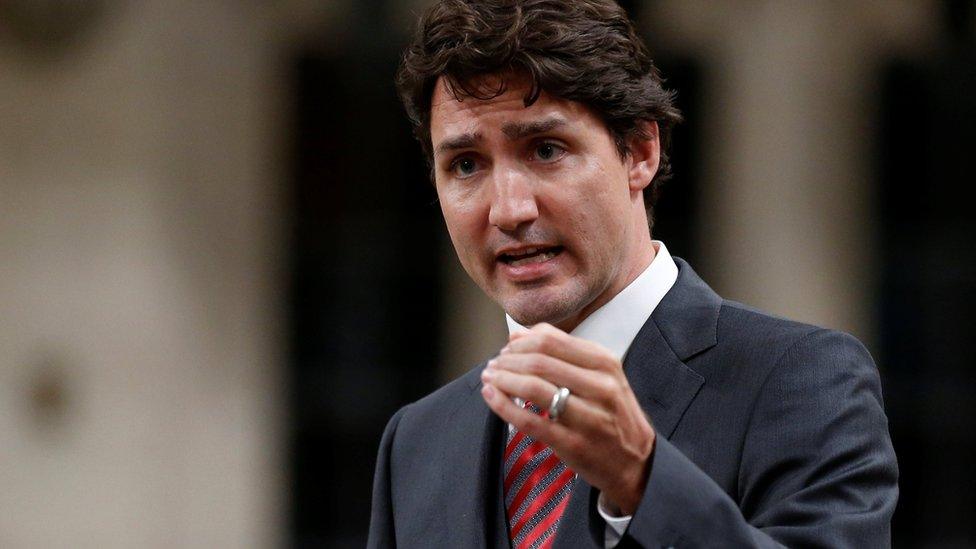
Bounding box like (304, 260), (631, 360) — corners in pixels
(395, 0), (682, 215)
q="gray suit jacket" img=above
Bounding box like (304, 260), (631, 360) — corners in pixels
(368, 258), (898, 548)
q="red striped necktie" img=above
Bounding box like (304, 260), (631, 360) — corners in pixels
(503, 403), (576, 549)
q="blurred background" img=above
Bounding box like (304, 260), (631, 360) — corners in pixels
(0, 0), (973, 547)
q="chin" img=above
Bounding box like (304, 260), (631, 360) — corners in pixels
(502, 287), (587, 328)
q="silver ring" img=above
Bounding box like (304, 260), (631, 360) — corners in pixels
(548, 387), (571, 421)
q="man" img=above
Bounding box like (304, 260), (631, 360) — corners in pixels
(369, 1), (898, 547)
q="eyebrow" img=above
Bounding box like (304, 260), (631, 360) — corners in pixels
(501, 117), (567, 140)
(435, 132), (482, 156)
(433, 117), (568, 158)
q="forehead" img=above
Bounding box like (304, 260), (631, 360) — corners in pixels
(429, 75), (600, 147)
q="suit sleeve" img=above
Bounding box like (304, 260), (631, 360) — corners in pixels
(367, 406), (408, 549)
(623, 329), (899, 548)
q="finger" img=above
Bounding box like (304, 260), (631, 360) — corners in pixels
(490, 353), (618, 404)
(506, 323), (620, 372)
(482, 367), (558, 411)
(482, 368), (607, 430)
(500, 330), (527, 354)
(481, 381), (573, 444)
(482, 379), (617, 474)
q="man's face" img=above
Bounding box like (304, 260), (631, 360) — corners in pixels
(429, 75), (658, 330)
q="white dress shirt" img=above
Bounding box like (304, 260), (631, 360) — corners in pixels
(505, 241), (679, 548)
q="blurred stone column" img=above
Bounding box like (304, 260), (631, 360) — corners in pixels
(0, 1), (314, 545)
(646, 0), (937, 345)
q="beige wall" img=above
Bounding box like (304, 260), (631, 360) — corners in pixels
(0, 1), (338, 546)
(646, 0), (938, 347)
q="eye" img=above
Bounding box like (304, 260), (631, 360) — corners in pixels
(533, 142), (565, 162)
(449, 156), (480, 179)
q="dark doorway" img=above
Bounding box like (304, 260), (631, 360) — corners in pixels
(876, 2), (976, 544)
(288, 41), (444, 548)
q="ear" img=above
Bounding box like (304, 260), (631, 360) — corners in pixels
(626, 121), (660, 193)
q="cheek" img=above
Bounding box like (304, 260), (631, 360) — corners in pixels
(557, 170), (631, 267)
(439, 196), (486, 262)
(566, 165), (626, 229)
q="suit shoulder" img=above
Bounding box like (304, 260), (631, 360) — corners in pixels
(709, 300), (875, 380)
(717, 300), (834, 351)
(392, 362), (486, 424)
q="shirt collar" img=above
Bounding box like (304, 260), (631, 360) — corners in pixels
(506, 240), (679, 359)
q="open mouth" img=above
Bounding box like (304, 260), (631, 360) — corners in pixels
(498, 246), (564, 267)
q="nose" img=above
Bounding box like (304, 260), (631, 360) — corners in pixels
(488, 166), (539, 232)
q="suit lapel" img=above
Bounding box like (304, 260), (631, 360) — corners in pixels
(501, 258), (719, 548)
(454, 367), (511, 549)
(550, 316), (709, 549)
(624, 317), (705, 439)
(625, 257), (718, 438)
(552, 258), (718, 548)
(651, 257), (722, 363)
(489, 407), (512, 549)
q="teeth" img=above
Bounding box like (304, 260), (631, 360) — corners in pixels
(509, 250), (556, 267)
(511, 247), (539, 258)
